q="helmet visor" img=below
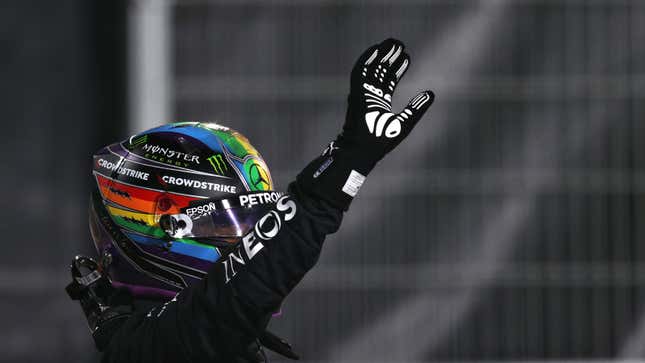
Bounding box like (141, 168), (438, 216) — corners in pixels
(157, 191), (284, 240)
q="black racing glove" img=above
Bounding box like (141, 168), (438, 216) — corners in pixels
(297, 38), (435, 210)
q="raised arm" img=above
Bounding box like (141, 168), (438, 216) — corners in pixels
(96, 38), (433, 363)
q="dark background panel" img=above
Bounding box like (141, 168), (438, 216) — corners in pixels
(174, 1), (645, 361)
(0, 0), (127, 361)
(2, 0), (645, 362)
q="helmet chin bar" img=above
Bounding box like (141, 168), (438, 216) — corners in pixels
(91, 188), (203, 289)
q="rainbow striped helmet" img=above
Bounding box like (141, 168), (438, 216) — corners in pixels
(89, 122), (278, 298)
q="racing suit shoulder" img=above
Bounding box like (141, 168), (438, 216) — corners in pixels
(100, 182), (343, 362)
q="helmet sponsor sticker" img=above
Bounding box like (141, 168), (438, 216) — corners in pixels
(239, 192), (282, 208)
(185, 202), (218, 219)
(94, 154), (241, 198)
(140, 143), (200, 166)
(206, 154), (228, 175)
(183, 191), (284, 220)
(221, 195), (297, 283)
(161, 175), (237, 194)
(125, 133), (209, 169)
(241, 159), (272, 191)
(97, 158), (150, 181)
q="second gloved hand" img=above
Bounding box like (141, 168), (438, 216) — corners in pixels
(297, 38), (435, 210)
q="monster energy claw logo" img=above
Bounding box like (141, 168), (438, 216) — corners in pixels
(207, 154), (228, 175)
(130, 135), (147, 147)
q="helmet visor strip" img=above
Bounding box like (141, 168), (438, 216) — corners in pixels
(158, 191), (284, 240)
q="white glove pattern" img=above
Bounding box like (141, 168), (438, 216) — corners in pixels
(355, 41), (433, 139)
(297, 38), (435, 210)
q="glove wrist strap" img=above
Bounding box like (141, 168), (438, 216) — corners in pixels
(296, 145), (376, 211)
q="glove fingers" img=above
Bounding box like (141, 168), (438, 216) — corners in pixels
(385, 53), (410, 93)
(358, 44), (380, 67)
(369, 40), (405, 85)
(353, 39), (407, 92)
(400, 90), (435, 128)
(392, 53), (410, 81)
(351, 44), (380, 82)
(376, 38), (405, 64)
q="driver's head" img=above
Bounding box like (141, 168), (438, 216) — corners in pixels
(88, 122), (276, 299)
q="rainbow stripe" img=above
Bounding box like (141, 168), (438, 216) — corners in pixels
(125, 232), (220, 262)
(106, 202), (221, 262)
(95, 173), (200, 214)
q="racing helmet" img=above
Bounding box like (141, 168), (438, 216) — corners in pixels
(89, 122), (279, 299)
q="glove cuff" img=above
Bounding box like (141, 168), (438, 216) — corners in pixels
(296, 144), (377, 211)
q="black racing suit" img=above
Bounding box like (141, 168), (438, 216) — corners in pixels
(100, 181), (343, 363)
(83, 38), (433, 363)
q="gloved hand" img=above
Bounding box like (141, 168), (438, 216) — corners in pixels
(297, 38), (434, 210)
(66, 255), (133, 351)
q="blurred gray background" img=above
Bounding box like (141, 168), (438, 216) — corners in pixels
(2, 0), (644, 362)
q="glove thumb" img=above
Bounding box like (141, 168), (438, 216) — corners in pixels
(400, 90), (435, 127)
